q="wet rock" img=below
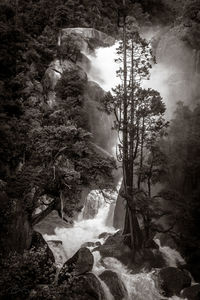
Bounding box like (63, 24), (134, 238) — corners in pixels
(95, 241), (101, 246)
(93, 232), (132, 265)
(103, 230), (123, 245)
(181, 284), (200, 300)
(99, 270), (128, 300)
(58, 247), (94, 283)
(140, 249), (166, 269)
(82, 190), (104, 219)
(47, 240), (62, 246)
(81, 241), (100, 248)
(145, 239), (159, 250)
(156, 233), (178, 250)
(98, 232), (112, 239)
(158, 267), (191, 297)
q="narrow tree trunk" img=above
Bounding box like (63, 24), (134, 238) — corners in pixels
(121, 14), (143, 258)
(138, 116), (145, 189)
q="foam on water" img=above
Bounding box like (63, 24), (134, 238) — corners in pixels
(155, 239), (185, 267)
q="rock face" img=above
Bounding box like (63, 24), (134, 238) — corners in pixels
(113, 183), (126, 229)
(157, 267), (191, 297)
(44, 59), (87, 107)
(85, 81), (117, 156)
(181, 284), (200, 300)
(99, 270), (128, 300)
(61, 28), (115, 50)
(58, 247), (94, 283)
(82, 190), (104, 219)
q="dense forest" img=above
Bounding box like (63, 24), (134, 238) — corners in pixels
(1, 0), (200, 299)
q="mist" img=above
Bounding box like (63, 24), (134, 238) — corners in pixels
(142, 26), (200, 118)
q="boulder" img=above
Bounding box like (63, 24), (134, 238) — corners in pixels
(158, 267), (191, 297)
(181, 284), (200, 300)
(93, 232), (132, 265)
(99, 270), (128, 300)
(64, 272), (106, 300)
(58, 247), (94, 283)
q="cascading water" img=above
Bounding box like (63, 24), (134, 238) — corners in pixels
(43, 42), (188, 299)
(44, 190), (116, 260)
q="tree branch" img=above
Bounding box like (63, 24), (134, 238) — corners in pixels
(32, 200), (56, 226)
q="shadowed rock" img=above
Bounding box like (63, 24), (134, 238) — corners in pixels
(99, 270), (128, 300)
(93, 231), (132, 265)
(58, 247), (94, 284)
(181, 284), (200, 300)
(158, 267), (191, 297)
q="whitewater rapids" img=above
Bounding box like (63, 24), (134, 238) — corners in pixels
(44, 190), (185, 300)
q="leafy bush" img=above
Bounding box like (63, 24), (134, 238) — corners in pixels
(0, 247), (56, 300)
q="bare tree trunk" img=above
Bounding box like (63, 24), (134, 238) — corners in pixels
(138, 116), (145, 189)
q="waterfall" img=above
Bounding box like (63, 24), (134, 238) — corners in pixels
(82, 42), (120, 92)
(42, 42), (187, 299)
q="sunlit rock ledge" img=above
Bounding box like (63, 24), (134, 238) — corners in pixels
(60, 27), (115, 50)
